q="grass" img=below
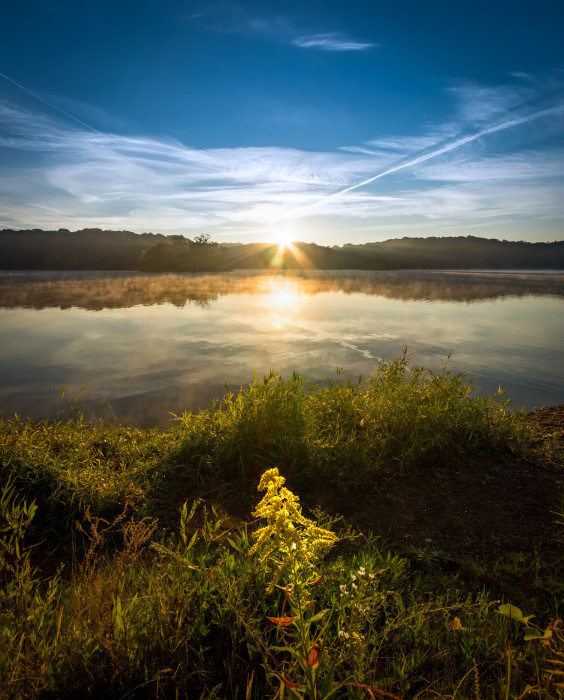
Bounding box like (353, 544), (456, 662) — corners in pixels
(174, 352), (526, 490)
(0, 355), (562, 699)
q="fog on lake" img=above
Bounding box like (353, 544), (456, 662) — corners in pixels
(1, 269), (563, 426)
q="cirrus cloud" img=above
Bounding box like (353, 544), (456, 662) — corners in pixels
(1, 74), (563, 243)
(292, 32), (378, 51)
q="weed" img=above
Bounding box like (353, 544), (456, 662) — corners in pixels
(0, 357), (560, 698)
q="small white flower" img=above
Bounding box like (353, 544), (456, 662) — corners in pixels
(369, 573), (375, 580)
(338, 630), (350, 639)
(350, 574), (357, 582)
(339, 584), (348, 594)
(358, 567), (366, 576)
(352, 583), (358, 590)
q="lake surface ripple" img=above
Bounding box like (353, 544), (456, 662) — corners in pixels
(1, 269), (562, 425)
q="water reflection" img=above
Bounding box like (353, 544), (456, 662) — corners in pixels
(0, 270), (563, 425)
(1, 269), (564, 310)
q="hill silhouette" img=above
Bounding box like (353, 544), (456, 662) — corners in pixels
(1, 228), (563, 271)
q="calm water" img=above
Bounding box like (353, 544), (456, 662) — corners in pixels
(1, 269), (563, 426)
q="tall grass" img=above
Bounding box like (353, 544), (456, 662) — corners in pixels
(176, 353), (525, 488)
(2, 354), (525, 526)
(1, 355), (559, 698)
(0, 474), (561, 698)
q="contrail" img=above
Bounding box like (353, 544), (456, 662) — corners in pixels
(284, 103), (564, 218)
(0, 71), (101, 134)
(0, 194), (70, 216)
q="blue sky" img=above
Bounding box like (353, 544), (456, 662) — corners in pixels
(1, 0), (563, 245)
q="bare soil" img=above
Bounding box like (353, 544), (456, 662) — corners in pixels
(310, 406), (564, 563)
(208, 407), (564, 565)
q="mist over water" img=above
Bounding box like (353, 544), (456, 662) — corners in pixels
(1, 270), (563, 426)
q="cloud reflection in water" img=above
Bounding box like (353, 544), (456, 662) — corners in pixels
(1, 270), (563, 425)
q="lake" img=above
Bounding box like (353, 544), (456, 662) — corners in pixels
(1, 269), (563, 426)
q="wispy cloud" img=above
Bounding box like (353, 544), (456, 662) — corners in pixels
(223, 10), (378, 53)
(294, 101), (564, 216)
(0, 72), (100, 134)
(292, 32), (377, 51)
(0, 101), (371, 232)
(1, 74), (563, 242)
(414, 150), (564, 183)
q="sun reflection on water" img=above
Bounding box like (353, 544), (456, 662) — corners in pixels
(262, 277), (304, 331)
(266, 277), (302, 306)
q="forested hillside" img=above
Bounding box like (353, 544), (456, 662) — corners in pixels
(0, 228), (161, 270)
(1, 228), (563, 270)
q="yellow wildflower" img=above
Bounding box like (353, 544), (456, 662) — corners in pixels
(250, 467), (337, 590)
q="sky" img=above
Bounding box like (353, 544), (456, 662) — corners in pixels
(1, 0), (564, 246)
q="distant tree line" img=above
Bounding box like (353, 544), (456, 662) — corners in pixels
(223, 236), (564, 270)
(0, 228), (160, 270)
(1, 229), (563, 271)
(350, 236), (564, 270)
(0, 229), (229, 272)
(138, 234), (230, 272)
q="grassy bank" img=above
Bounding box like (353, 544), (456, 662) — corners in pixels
(1, 356), (562, 698)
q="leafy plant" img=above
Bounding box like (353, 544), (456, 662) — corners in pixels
(497, 601), (564, 696)
(0, 357), (559, 698)
(250, 467), (338, 697)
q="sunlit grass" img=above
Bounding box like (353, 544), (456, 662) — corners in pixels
(0, 353), (529, 532)
(0, 355), (561, 698)
(175, 353), (528, 490)
(1, 469), (561, 698)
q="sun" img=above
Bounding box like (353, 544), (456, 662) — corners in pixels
(269, 222), (295, 252)
(267, 223), (310, 268)
(274, 230), (292, 252)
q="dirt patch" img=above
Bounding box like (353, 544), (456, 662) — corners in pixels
(202, 407), (564, 565)
(308, 406), (564, 563)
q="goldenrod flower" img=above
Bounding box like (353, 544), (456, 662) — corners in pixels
(250, 467), (337, 590)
